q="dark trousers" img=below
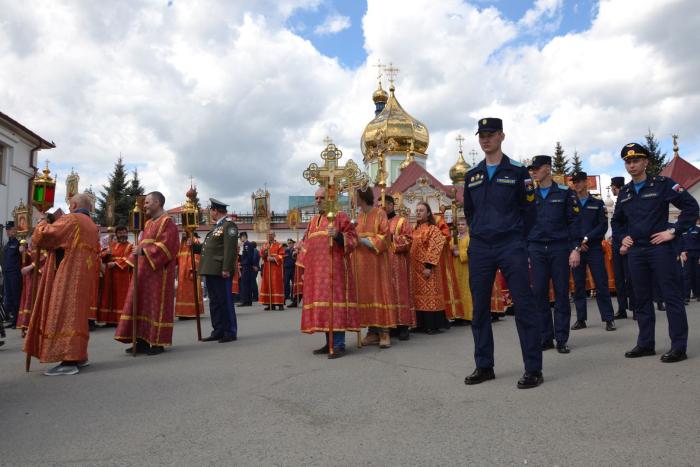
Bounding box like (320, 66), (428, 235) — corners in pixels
(2, 271), (22, 325)
(572, 247), (614, 322)
(204, 275), (237, 338)
(683, 253), (700, 299)
(612, 244), (635, 312)
(252, 272), (259, 301)
(469, 237), (542, 372)
(628, 243), (688, 351)
(529, 242), (571, 345)
(239, 266), (254, 304)
(283, 267), (295, 300)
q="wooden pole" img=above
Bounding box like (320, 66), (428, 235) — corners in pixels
(25, 248), (40, 372)
(267, 245), (273, 311)
(328, 221), (334, 356)
(189, 231), (202, 341)
(131, 244), (139, 357)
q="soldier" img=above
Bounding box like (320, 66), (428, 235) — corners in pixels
(680, 218), (700, 304)
(462, 117), (543, 389)
(527, 155), (580, 354)
(570, 171), (616, 332)
(193, 198), (239, 343)
(237, 232), (254, 306)
(2, 221), (22, 329)
(612, 143), (698, 362)
(610, 176), (635, 319)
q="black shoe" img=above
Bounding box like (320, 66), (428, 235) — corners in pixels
(684, 298), (690, 305)
(313, 345), (329, 355)
(571, 320), (587, 330)
(605, 320), (616, 331)
(541, 340), (555, 351)
(624, 346), (656, 358)
(289, 301), (298, 308)
(556, 344), (571, 354)
(202, 335), (221, 342)
(660, 349), (687, 363)
(491, 314), (501, 322)
(657, 302), (666, 311)
(398, 328), (410, 341)
(218, 336), (237, 343)
(125, 341), (149, 354)
(614, 310), (627, 319)
(147, 345), (164, 356)
(327, 348), (346, 359)
(278, 305), (285, 310)
(517, 371), (543, 389)
(263, 306), (272, 311)
(464, 368), (495, 385)
(239, 303), (252, 307)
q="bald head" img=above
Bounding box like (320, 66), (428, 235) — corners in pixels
(69, 193), (92, 212)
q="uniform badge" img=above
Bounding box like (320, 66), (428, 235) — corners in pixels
(573, 205), (580, 213)
(627, 149), (635, 156)
(672, 183), (685, 193)
(482, 119), (487, 125)
(228, 226), (238, 237)
(526, 193), (535, 202)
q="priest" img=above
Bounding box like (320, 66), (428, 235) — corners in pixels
(260, 231), (285, 310)
(98, 225), (133, 325)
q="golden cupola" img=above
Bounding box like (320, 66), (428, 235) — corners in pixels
(361, 83), (429, 163)
(449, 148), (470, 185)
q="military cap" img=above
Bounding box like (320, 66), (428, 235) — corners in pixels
(621, 142), (649, 160)
(209, 198), (228, 211)
(610, 176), (625, 188)
(475, 117), (503, 135)
(571, 171), (588, 183)
(527, 155), (552, 170)
(4, 220), (15, 229)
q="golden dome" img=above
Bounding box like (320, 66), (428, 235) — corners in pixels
(361, 85), (429, 161)
(372, 82), (388, 104)
(449, 150), (470, 184)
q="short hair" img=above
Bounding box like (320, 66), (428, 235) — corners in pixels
(384, 195), (395, 205)
(239, 232), (248, 239)
(115, 225), (128, 233)
(146, 191), (166, 207)
(357, 187), (375, 206)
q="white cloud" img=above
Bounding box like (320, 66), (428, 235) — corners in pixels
(314, 14), (351, 35)
(589, 151), (615, 169)
(519, 0), (563, 29)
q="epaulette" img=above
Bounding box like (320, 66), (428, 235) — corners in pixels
(558, 184), (569, 190)
(654, 175), (666, 182)
(592, 194), (602, 200)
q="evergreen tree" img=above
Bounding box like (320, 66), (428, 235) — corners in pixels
(552, 142), (569, 175)
(125, 168), (146, 216)
(643, 129), (668, 176)
(96, 156), (130, 227)
(570, 150), (583, 175)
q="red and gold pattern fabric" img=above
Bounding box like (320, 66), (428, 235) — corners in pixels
(436, 216), (466, 319)
(451, 234), (473, 321)
(388, 214), (414, 327)
(88, 247), (100, 321)
(175, 238), (204, 317)
(17, 249), (44, 330)
(354, 207), (397, 328)
(115, 215), (179, 347)
(301, 212), (359, 333)
(98, 240), (133, 323)
(232, 261), (240, 295)
(293, 242), (305, 299)
(602, 239), (616, 292)
(410, 222), (446, 312)
(491, 269), (511, 313)
(24, 213), (100, 363)
(260, 241), (285, 306)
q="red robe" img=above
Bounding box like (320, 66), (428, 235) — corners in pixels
(98, 240), (133, 323)
(232, 260), (240, 295)
(410, 223), (446, 312)
(17, 249), (41, 330)
(354, 207), (397, 328)
(175, 239), (204, 317)
(24, 212), (99, 363)
(114, 215), (179, 347)
(300, 212), (359, 333)
(388, 214), (414, 326)
(436, 216), (466, 319)
(260, 241), (285, 306)
(88, 248), (100, 321)
(293, 242), (306, 299)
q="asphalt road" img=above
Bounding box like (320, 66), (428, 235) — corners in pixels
(1, 300), (699, 466)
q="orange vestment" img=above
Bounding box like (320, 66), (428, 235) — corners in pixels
(410, 222), (446, 312)
(354, 207), (397, 328)
(175, 238), (204, 317)
(388, 214), (415, 327)
(23, 212), (99, 363)
(260, 241), (285, 306)
(436, 216), (466, 319)
(98, 240), (133, 323)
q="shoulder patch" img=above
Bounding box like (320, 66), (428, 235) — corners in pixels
(227, 223), (239, 237)
(672, 183), (685, 193)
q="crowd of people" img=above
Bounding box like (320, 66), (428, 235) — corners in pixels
(2, 117), (697, 389)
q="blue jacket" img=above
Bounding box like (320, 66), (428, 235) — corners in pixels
(527, 183), (580, 248)
(463, 155), (535, 242)
(1, 237), (21, 273)
(577, 195), (608, 247)
(680, 225), (700, 254)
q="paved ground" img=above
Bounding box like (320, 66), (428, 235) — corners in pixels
(1, 300), (699, 466)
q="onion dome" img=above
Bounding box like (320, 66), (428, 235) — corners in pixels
(372, 82), (388, 107)
(361, 84), (429, 162)
(449, 149), (470, 184)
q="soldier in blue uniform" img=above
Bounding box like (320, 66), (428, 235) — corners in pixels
(463, 118), (543, 389)
(237, 231), (254, 306)
(611, 143), (698, 362)
(570, 171), (617, 331)
(610, 176), (635, 319)
(680, 219), (700, 304)
(2, 221), (22, 329)
(283, 239), (296, 306)
(527, 155), (581, 354)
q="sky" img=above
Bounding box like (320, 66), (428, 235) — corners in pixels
(1, 0), (699, 213)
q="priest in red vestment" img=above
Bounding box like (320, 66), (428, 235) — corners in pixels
(410, 202), (448, 334)
(23, 194), (100, 376)
(436, 213), (466, 323)
(260, 231), (285, 310)
(98, 225), (133, 324)
(354, 187), (397, 348)
(383, 195), (414, 340)
(300, 188), (359, 358)
(114, 192), (179, 355)
(16, 240), (38, 332)
(175, 233), (204, 318)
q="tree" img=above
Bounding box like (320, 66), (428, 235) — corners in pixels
(552, 142), (569, 175)
(125, 168), (146, 216)
(569, 150), (583, 175)
(643, 129), (668, 176)
(96, 156), (131, 227)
